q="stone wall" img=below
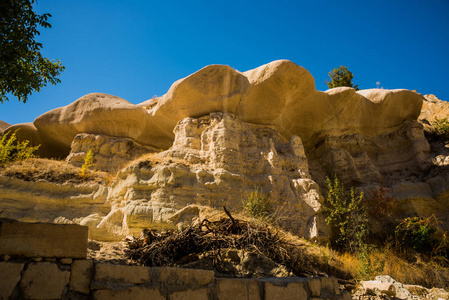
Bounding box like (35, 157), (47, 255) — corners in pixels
(0, 220), (350, 299)
(0, 260), (350, 300)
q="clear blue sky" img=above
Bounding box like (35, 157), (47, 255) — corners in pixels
(1, 0), (449, 125)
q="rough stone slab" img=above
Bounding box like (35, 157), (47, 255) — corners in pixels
(20, 262), (70, 299)
(93, 287), (164, 300)
(263, 278), (308, 300)
(94, 263), (150, 284)
(70, 260), (94, 294)
(169, 288), (210, 300)
(320, 277), (340, 297)
(217, 278), (260, 300)
(154, 267), (215, 287)
(0, 262), (24, 300)
(0, 220), (88, 258)
(341, 290), (352, 300)
(362, 280), (396, 296)
(308, 277), (322, 297)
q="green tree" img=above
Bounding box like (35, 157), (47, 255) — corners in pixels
(0, 0), (65, 103)
(327, 65), (359, 90)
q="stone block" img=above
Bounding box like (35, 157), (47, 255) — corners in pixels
(0, 220), (88, 258)
(169, 288), (210, 300)
(155, 267), (214, 287)
(362, 280), (396, 296)
(93, 287), (164, 300)
(217, 278), (260, 300)
(320, 277), (340, 297)
(263, 278), (308, 300)
(341, 290), (352, 300)
(94, 263), (150, 285)
(20, 262), (70, 299)
(0, 262), (24, 300)
(308, 277), (321, 297)
(70, 260), (93, 294)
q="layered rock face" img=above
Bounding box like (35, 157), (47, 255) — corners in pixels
(3, 60), (449, 241)
(0, 176), (110, 239)
(105, 113), (328, 240)
(66, 133), (159, 173)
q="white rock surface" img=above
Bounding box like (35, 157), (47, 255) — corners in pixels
(104, 112), (328, 240)
(66, 133), (158, 172)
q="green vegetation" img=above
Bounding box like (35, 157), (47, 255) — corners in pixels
(242, 187), (272, 221)
(323, 175), (366, 252)
(79, 149), (95, 177)
(326, 66), (359, 90)
(395, 216), (439, 254)
(321, 175), (449, 284)
(0, 0), (65, 103)
(0, 130), (39, 164)
(432, 117), (449, 137)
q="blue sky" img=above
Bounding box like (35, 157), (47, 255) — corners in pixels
(1, 0), (449, 125)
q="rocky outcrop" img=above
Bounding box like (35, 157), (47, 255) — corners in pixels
(10, 60), (423, 157)
(4, 60), (449, 241)
(0, 120), (11, 133)
(104, 112), (328, 240)
(419, 94), (449, 131)
(0, 175), (110, 240)
(66, 133), (159, 173)
(354, 275), (449, 300)
(307, 120), (430, 186)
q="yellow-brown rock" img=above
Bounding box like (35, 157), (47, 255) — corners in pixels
(12, 60), (424, 156)
(34, 93), (150, 149)
(0, 120), (11, 133)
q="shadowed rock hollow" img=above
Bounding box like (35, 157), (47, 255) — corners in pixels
(2, 60), (449, 242)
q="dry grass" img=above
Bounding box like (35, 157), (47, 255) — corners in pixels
(0, 158), (110, 184)
(322, 245), (449, 289)
(121, 152), (189, 171)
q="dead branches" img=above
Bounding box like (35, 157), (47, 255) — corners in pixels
(123, 207), (313, 277)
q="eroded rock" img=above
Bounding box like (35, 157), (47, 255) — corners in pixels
(66, 133), (158, 172)
(104, 112), (328, 240)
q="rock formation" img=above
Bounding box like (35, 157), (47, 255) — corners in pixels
(0, 120), (11, 133)
(2, 60), (449, 241)
(4, 60), (424, 156)
(104, 112), (327, 240)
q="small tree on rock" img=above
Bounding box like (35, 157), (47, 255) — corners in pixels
(327, 66), (359, 90)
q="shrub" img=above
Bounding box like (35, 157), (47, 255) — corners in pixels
(323, 175), (367, 252)
(242, 187), (272, 220)
(0, 130), (39, 164)
(79, 149), (95, 177)
(365, 187), (394, 217)
(365, 187), (395, 238)
(433, 117), (449, 137)
(395, 216), (439, 254)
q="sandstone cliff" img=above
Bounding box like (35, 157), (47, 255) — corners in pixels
(1, 60), (449, 241)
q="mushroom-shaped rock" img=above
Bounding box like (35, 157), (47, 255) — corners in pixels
(34, 93), (150, 149)
(22, 60), (425, 157)
(277, 87), (424, 147)
(138, 65), (250, 148)
(241, 60), (316, 124)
